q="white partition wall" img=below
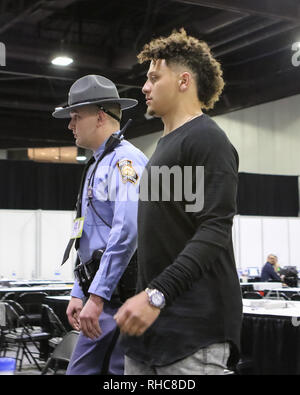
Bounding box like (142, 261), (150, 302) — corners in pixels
(39, 210), (76, 280)
(0, 210), (37, 279)
(0, 209), (76, 281)
(0, 210), (300, 280)
(288, 218), (300, 270)
(233, 215), (300, 271)
(262, 217), (290, 268)
(234, 216), (263, 271)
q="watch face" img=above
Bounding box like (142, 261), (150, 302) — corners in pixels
(152, 292), (163, 306)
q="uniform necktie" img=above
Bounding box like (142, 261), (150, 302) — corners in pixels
(61, 156), (95, 265)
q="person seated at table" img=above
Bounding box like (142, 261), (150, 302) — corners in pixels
(260, 254), (284, 282)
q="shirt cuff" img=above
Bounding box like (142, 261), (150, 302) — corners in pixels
(70, 280), (85, 299)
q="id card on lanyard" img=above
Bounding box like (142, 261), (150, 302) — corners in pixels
(71, 217), (85, 239)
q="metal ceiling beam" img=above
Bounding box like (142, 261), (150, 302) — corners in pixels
(214, 21), (300, 57)
(26, 0), (81, 23)
(210, 18), (280, 49)
(173, 0), (300, 22)
(190, 10), (248, 35)
(0, 0), (46, 34)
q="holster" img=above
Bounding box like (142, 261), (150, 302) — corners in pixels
(74, 249), (104, 297)
(74, 249), (138, 302)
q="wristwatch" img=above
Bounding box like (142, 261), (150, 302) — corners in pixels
(145, 288), (166, 309)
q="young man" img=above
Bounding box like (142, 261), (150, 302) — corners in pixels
(114, 29), (243, 375)
(52, 75), (148, 375)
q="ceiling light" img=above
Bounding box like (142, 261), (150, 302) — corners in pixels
(76, 155), (87, 161)
(51, 56), (73, 66)
(76, 147), (87, 162)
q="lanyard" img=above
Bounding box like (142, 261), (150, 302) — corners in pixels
(86, 119), (133, 228)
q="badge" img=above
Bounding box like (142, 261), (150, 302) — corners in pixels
(117, 159), (138, 184)
(71, 217), (85, 239)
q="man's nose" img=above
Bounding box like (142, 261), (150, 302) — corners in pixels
(142, 81), (150, 95)
(68, 119), (74, 130)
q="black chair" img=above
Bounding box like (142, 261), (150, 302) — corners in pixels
(278, 292), (290, 301)
(16, 292), (48, 326)
(290, 294), (300, 301)
(0, 302), (51, 371)
(243, 291), (263, 299)
(41, 330), (79, 375)
(1, 292), (16, 301)
(42, 304), (68, 349)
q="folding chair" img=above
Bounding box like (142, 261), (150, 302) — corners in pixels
(0, 302), (51, 371)
(243, 291), (263, 299)
(41, 330), (79, 375)
(16, 292), (47, 326)
(42, 304), (68, 349)
(290, 294), (300, 301)
(1, 292), (16, 301)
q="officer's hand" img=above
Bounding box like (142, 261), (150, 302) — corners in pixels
(114, 291), (160, 337)
(79, 294), (104, 339)
(66, 297), (83, 331)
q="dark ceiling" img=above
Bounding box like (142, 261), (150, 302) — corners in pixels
(1, 0), (300, 149)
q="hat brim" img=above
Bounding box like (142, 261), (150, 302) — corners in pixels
(52, 98), (138, 119)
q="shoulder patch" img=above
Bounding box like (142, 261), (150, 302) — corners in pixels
(117, 159), (138, 184)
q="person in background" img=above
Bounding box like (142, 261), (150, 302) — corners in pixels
(260, 254), (284, 282)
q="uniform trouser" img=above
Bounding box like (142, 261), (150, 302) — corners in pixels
(66, 302), (124, 375)
(124, 342), (230, 375)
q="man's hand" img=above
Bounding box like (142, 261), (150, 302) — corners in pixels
(114, 291), (161, 336)
(79, 294), (104, 339)
(66, 297), (83, 331)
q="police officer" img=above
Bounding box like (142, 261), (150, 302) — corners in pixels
(52, 75), (148, 375)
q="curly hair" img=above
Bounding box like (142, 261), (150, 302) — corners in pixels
(137, 28), (224, 110)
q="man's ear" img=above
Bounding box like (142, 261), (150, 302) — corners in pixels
(96, 110), (106, 126)
(178, 72), (191, 92)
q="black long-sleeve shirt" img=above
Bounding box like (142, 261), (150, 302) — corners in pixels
(121, 114), (243, 368)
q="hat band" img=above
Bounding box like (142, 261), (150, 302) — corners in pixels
(69, 97), (121, 122)
(70, 97), (120, 106)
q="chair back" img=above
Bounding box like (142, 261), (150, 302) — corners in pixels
(0, 302), (20, 330)
(243, 291), (263, 299)
(17, 292), (47, 315)
(42, 304), (67, 336)
(291, 294), (300, 301)
(51, 330), (79, 362)
(0, 302), (6, 328)
(5, 300), (26, 317)
(1, 292), (16, 301)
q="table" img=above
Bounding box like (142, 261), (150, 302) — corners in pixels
(241, 299), (300, 375)
(0, 285), (73, 299)
(11, 280), (74, 287)
(252, 282), (282, 291)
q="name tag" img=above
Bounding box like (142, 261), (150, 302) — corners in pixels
(71, 217), (85, 239)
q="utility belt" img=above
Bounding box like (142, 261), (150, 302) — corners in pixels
(74, 249), (138, 303)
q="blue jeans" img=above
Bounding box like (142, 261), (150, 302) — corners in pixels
(125, 342), (230, 375)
